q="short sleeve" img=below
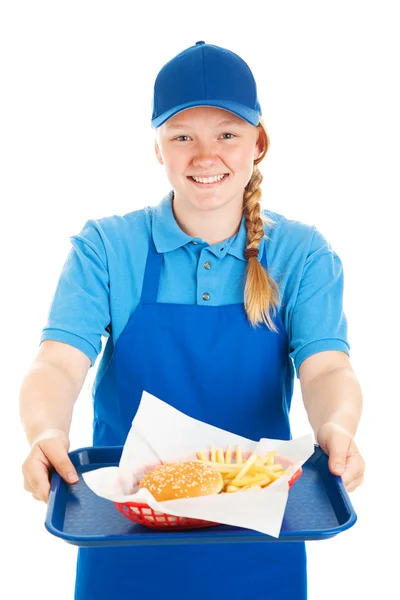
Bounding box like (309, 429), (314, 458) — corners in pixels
(40, 220), (111, 366)
(289, 228), (350, 378)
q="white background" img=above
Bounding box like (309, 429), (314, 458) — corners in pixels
(1, 1), (399, 598)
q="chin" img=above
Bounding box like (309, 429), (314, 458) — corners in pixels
(190, 195), (234, 212)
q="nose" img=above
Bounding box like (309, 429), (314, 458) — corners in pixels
(191, 141), (219, 169)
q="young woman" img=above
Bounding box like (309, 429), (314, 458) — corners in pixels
(20, 41), (365, 599)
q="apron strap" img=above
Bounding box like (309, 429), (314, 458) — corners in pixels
(140, 235), (163, 304)
(260, 240), (268, 270)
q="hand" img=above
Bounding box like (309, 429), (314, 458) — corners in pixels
(22, 429), (79, 503)
(316, 422), (365, 492)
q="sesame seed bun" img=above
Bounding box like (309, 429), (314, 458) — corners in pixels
(139, 460), (223, 501)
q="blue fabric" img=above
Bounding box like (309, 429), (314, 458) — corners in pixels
(40, 190), (350, 382)
(75, 227), (307, 599)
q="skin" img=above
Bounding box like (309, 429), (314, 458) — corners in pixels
(154, 106), (264, 245)
(20, 108), (364, 503)
(299, 351), (365, 492)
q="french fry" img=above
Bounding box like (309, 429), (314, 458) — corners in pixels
(231, 453), (258, 484)
(266, 450), (276, 466)
(247, 464), (268, 474)
(197, 451), (208, 462)
(259, 477), (273, 487)
(231, 473), (271, 487)
(225, 444), (232, 464)
(207, 462), (242, 473)
(222, 472), (239, 481)
(225, 485), (240, 493)
(210, 445), (216, 462)
(216, 448), (225, 464)
(264, 466), (285, 475)
(236, 446), (243, 464)
(255, 450), (277, 467)
(265, 464), (285, 472)
(239, 484), (262, 491)
(264, 470), (286, 482)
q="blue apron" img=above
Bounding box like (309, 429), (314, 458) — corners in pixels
(75, 222), (307, 599)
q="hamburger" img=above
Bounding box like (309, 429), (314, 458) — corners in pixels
(139, 460), (223, 501)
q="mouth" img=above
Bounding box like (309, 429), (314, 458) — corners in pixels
(187, 174), (229, 187)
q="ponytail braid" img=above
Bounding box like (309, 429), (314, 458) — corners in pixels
(243, 118), (280, 331)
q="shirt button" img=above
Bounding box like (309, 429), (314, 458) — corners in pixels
(203, 261), (211, 270)
(191, 241), (198, 245)
(202, 292), (210, 301)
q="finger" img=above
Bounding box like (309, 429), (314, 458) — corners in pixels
(39, 438), (79, 485)
(22, 459), (48, 501)
(341, 454), (365, 487)
(325, 429), (351, 476)
(23, 474), (32, 493)
(346, 474), (364, 493)
(25, 461), (51, 503)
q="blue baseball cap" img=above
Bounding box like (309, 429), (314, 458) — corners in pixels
(151, 41), (262, 128)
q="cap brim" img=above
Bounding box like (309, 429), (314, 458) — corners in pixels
(151, 99), (260, 128)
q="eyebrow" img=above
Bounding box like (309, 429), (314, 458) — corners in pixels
(165, 118), (245, 130)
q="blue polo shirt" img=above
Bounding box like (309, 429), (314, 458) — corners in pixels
(40, 190), (349, 384)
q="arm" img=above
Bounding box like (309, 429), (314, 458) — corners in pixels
(299, 350), (365, 491)
(299, 350), (362, 437)
(20, 340), (91, 502)
(20, 340), (91, 443)
(21, 219), (111, 503)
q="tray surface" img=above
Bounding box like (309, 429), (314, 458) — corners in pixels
(45, 445), (357, 547)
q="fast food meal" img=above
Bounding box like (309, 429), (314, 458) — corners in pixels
(114, 443), (300, 530)
(138, 445), (288, 500)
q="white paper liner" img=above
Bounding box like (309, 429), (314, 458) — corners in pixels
(82, 391), (314, 538)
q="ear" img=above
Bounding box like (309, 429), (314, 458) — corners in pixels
(254, 127), (266, 160)
(154, 139), (163, 165)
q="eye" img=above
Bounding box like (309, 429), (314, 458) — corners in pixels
(174, 133), (236, 142)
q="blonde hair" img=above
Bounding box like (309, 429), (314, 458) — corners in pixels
(243, 116), (280, 331)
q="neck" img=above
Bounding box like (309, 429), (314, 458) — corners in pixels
(172, 195), (243, 246)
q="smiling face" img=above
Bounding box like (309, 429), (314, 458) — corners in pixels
(154, 106), (264, 215)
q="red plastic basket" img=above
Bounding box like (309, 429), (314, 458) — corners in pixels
(114, 452), (303, 530)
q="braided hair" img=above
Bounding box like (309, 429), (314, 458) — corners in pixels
(243, 117), (280, 331)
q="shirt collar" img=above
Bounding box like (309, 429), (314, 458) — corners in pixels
(152, 190), (265, 262)
(152, 190), (193, 253)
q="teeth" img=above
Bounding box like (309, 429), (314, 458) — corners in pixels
(192, 174), (226, 183)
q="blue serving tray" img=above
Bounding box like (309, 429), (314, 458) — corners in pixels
(45, 445), (357, 547)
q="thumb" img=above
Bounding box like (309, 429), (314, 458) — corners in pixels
(38, 437), (79, 484)
(318, 423), (351, 477)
